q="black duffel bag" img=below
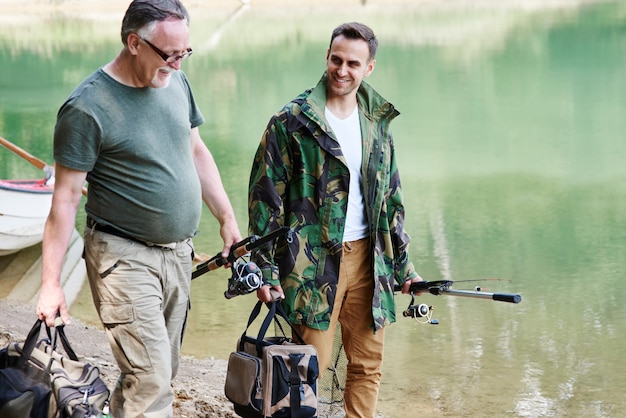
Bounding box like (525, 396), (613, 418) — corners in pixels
(0, 319), (110, 418)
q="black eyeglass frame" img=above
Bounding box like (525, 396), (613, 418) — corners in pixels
(140, 37), (193, 63)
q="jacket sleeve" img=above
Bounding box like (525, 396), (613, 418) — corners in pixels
(386, 136), (419, 285)
(248, 114), (290, 286)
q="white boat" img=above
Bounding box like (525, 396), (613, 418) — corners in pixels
(0, 178), (53, 256)
(0, 227), (87, 309)
(0, 139), (88, 308)
(4, 227), (86, 307)
(0, 178), (86, 308)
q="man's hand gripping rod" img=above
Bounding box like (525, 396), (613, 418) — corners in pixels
(191, 226), (292, 279)
(394, 280), (521, 303)
(394, 280), (521, 324)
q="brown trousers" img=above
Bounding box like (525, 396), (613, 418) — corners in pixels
(295, 238), (385, 418)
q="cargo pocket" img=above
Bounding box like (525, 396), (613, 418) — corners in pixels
(99, 302), (152, 372)
(100, 302), (134, 325)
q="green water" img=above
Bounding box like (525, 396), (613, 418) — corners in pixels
(1, 1), (625, 416)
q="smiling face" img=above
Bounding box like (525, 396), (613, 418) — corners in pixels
(325, 34), (376, 101)
(130, 18), (191, 88)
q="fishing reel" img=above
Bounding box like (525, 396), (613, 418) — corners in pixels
(402, 292), (438, 325)
(224, 258), (263, 299)
(398, 279), (521, 325)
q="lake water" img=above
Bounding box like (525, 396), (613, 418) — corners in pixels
(1, 1), (625, 416)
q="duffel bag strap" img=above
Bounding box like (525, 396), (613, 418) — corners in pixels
(257, 301), (310, 349)
(274, 302), (307, 345)
(46, 323), (79, 361)
(289, 353), (305, 418)
(254, 301), (279, 356)
(238, 300), (280, 356)
(240, 299), (311, 357)
(237, 300), (265, 352)
(16, 319), (45, 368)
(18, 319), (80, 371)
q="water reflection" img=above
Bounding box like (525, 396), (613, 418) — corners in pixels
(2, 1), (625, 416)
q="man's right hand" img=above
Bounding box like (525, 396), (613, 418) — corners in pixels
(36, 283), (70, 327)
(256, 284), (284, 303)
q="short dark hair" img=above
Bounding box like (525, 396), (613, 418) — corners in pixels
(330, 22), (378, 61)
(121, 0), (189, 45)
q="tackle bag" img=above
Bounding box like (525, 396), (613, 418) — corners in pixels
(224, 300), (319, 418)
(0, 319), (110, 418)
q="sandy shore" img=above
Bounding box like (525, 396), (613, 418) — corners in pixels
(0, 299), (236, 418)
(2, 298), (448, 417)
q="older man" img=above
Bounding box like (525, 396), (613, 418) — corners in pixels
(37, 1), (241, 416)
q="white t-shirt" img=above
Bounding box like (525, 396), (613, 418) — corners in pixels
(325, 106), (368, 242)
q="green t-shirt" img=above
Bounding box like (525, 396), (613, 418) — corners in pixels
(54, 69), (205, 244)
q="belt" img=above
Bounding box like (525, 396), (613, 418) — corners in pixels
(86, 217), (177, 249)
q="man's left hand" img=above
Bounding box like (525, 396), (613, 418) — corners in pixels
(401, 276), (424, 295)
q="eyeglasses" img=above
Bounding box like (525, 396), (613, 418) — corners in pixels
(140, 37), (193, 63)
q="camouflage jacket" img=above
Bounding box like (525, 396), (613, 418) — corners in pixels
(248, 74), (418, 331)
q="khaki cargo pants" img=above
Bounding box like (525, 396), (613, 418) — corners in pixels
(83, 228), (194, 418)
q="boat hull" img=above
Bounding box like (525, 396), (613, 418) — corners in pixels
(0, 179), (53, 255)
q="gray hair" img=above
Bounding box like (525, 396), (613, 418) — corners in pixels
(121, 0), (189, 45)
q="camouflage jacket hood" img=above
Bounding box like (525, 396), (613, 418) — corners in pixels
(248, 73), (418, 331)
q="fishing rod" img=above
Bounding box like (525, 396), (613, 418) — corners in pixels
(191, 227), (292, 299)
(394, 279), (522, 324)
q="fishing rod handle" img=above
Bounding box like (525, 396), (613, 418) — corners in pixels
(492, 293), (522, 303)
(194, 244), (250, 275)
(443, 289), (522, 303)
